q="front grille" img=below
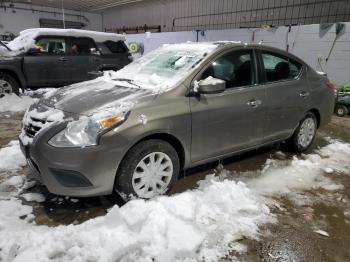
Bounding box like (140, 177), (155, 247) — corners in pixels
(24, 117), (48, 138)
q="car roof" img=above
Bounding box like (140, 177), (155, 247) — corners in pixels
(18, 28), (126, 43)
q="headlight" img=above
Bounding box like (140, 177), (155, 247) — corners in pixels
(48, 114), (127, 148)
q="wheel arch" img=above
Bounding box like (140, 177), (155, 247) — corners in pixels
(0, 69), (24, 89)
(112, 132), (187, 194)
(308, 108), (321, 128)
(134, 133), (186, 171)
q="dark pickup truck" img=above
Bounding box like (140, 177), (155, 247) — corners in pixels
(0, 28), (132, 96)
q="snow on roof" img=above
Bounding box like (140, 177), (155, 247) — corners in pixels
(20, 28), (125, 42)
(7, 28), (125, 54)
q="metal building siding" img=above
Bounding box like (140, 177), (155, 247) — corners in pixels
(103, 0), (350, 32)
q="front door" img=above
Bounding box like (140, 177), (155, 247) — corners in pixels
(23, 36), (69, 87)
(190, 49), (266, 163)
(257, 50), (309, 143)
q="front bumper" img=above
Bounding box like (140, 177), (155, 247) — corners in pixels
(19, 125), (130, 197)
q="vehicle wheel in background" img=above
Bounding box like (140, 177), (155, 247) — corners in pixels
(335, 105), (348, 117)
(115, 139), (179, 200)
(0, 73), (20, 97)
(289, 112), (317, 153)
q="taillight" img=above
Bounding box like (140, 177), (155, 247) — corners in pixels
(324, 80), (337, 97)
(325, 80), (336, 90)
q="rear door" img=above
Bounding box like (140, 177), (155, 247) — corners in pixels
(23, 36), (69, 87)
(190, 48), (266, 163)
(66, 37), (101, 83)
(97, 40), (131, 70)
(256, 49), (309, 143)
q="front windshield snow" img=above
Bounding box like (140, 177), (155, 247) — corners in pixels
(114, 43), (218, 91)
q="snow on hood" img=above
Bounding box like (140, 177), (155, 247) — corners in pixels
(41, 71), (153, 116)
(5, 28), (125, 55)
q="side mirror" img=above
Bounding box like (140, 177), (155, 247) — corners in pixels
(90, 48), (101, 55)
(27, 47), (41, 55)
(197, 77), (226, 94)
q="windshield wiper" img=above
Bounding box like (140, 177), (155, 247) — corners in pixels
(114, 78), (142, 89)
(0, 40), (11, 51)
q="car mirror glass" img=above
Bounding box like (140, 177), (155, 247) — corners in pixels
(197, 77), (226, 94)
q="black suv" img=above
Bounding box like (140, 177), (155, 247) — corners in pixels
(0, 28), (132, 96)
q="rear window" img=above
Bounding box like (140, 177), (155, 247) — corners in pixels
(104, 41), (127, 53)
(69, 37), (95, 55)
(261, 51), (302, 82)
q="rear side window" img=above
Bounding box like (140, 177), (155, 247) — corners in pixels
(104, 41), (127, 53)
(69, 37), (95, 55)
(201, 50), (255, 88)
(35, 37), (66, 54)
(261, 51), (302, 82)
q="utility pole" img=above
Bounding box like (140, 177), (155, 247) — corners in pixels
(61, 0), (66, 29)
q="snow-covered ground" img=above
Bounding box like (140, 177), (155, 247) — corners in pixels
(1, 86), (350, 261)
(0, 136), (349, 261)
(0, 88), (56, 113)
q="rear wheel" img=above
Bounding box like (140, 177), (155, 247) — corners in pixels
(289, 112), (317, 152)
(115, 139), (179, 200)
(335, 105), (348, 117)
(0, 73), (20, 97)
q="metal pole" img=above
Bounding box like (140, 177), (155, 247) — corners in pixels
(61, 0), (66, 29)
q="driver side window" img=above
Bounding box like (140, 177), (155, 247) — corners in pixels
(35, 38), (66, 55)
(201, 50), (255, 88)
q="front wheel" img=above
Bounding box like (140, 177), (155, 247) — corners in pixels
(115, 139), (179, 200)
(289, 112), (317, 152)
(335, 105), (348, 117)
(0, 73), (20, 97)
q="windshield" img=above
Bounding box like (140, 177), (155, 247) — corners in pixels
(114, 43), (218, 92)
(7, 31), (35, 53)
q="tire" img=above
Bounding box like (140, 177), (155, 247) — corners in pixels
(0, 73), (20, 97)
(115, 139), (179, 200)
(289, 112), (317, 153)
(335, 105), (348, 117)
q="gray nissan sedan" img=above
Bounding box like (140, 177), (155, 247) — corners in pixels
(19, 42), (335, 199)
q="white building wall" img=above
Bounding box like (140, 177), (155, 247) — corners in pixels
(0, 3), (103, 36)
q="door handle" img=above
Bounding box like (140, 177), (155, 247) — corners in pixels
(58, 57), (67, 62)
(299, 91), (310, 98)
(247, 99), (262, 108)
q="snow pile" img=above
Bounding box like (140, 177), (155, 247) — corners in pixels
(24, 88), (57, 98)
(228, 140), (350, 205)
(22, 193), (45, 203)
(0, 177), (271, 262)
(0, 139), (349, 261)
(0, 94), (36, 112)
(0, 141), (26, 172)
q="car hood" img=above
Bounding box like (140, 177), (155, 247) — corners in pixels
(40, 75), (155, 117)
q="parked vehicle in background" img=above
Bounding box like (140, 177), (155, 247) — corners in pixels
(0, 28), (132, 96)
(339, 85), (350, 93)
(334, 93), (350, 117)
(19, 42), (335, 200)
